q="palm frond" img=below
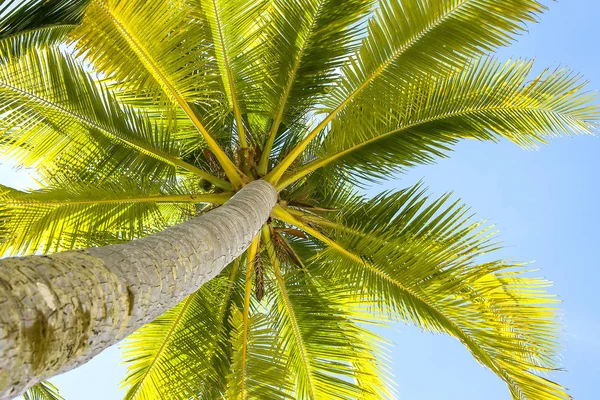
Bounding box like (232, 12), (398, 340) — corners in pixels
(121, 267), (240, 400)
(0, 0), (89, 60)
(198, 0), (268, 147)
(288, 58), (597, 186)
(258, 0), (374, 172)
(71, 0), (244, 187)
(121, 248), (291, 400)
(21, 381), (63, 400)
(266, 0), (549, 183)
(262, 225), (393, 400)
(273, 186), (569, 400)
(325, 0), (547, 113)
(0, 177), (205, 255)
(225, 306), (292, 400)
(0, 47), (228, 186)
(71, 0), (218, 109)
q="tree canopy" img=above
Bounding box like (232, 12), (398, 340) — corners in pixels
(1, 0), (597, 399)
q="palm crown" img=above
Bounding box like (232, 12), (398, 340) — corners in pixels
(1, 0), (598, 399)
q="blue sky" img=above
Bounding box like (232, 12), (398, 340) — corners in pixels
(1, 0), (599, 398)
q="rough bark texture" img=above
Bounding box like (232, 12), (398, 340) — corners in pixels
(0, 180), (277, 399)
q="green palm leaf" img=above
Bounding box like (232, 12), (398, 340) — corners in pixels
(225, 305), (292, 400)
(258, 0), (374, 171)
(0, 0), (89, 60)
(266, 0), (550, 183)
(21, 381), (64, 400)
(262, 226), (392, 400)
(197, 0), (268, 148)
(0, 47), (226, 185)
(274, 184), (568, 399)
(281, 57), (598, 188)
(122, 259), (293, 400)
(121, 268), (239, 400)
(0, 175), (222, 255)
(324, 0), (547, 112)
(71, 0), (219, 109)
(70, 0), (244, 187)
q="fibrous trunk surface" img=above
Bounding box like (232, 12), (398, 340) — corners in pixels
(0, 180), (277, 399)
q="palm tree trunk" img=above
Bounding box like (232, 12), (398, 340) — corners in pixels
(0, 180), (277, 399)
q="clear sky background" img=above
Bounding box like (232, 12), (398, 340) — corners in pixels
(0, 0), (598, 399)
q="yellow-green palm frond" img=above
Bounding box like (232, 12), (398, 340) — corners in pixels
(324, 0), (547, 114)
(69, 0), (247, 186)
(262, 227), (393, 400)
(275, 184), (568, 399)
(122, 258), (293, 400)
(71, 0), (222, 111)
(0, 175), (217, 256)
(258, 0), (374, 170)
(282, 57), (598, 188)
(0, 0), (89, 60)
(121, 267), (240, 400)
(225, 303), (292, 400)
(264, 0), (373, 121)
(197, 0), (269, 147)
(266, 0), (552, 183)
(21, 381), (63, 400)
(120, 228), (393, 399)
(351, 338), (393, 400)
(0, 47), (224, 184)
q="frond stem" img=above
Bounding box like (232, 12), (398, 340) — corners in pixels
(4, 192), (233, 207)
(283, 207), (348, 231)
(95, 0), (245, 188)
(261, 225), (316, 399)
(257, 0), (325, 175)
(208, 0), (247, 149)
(240, 235), (260, 399)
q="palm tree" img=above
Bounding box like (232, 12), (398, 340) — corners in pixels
(0, 0), (597, 398)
